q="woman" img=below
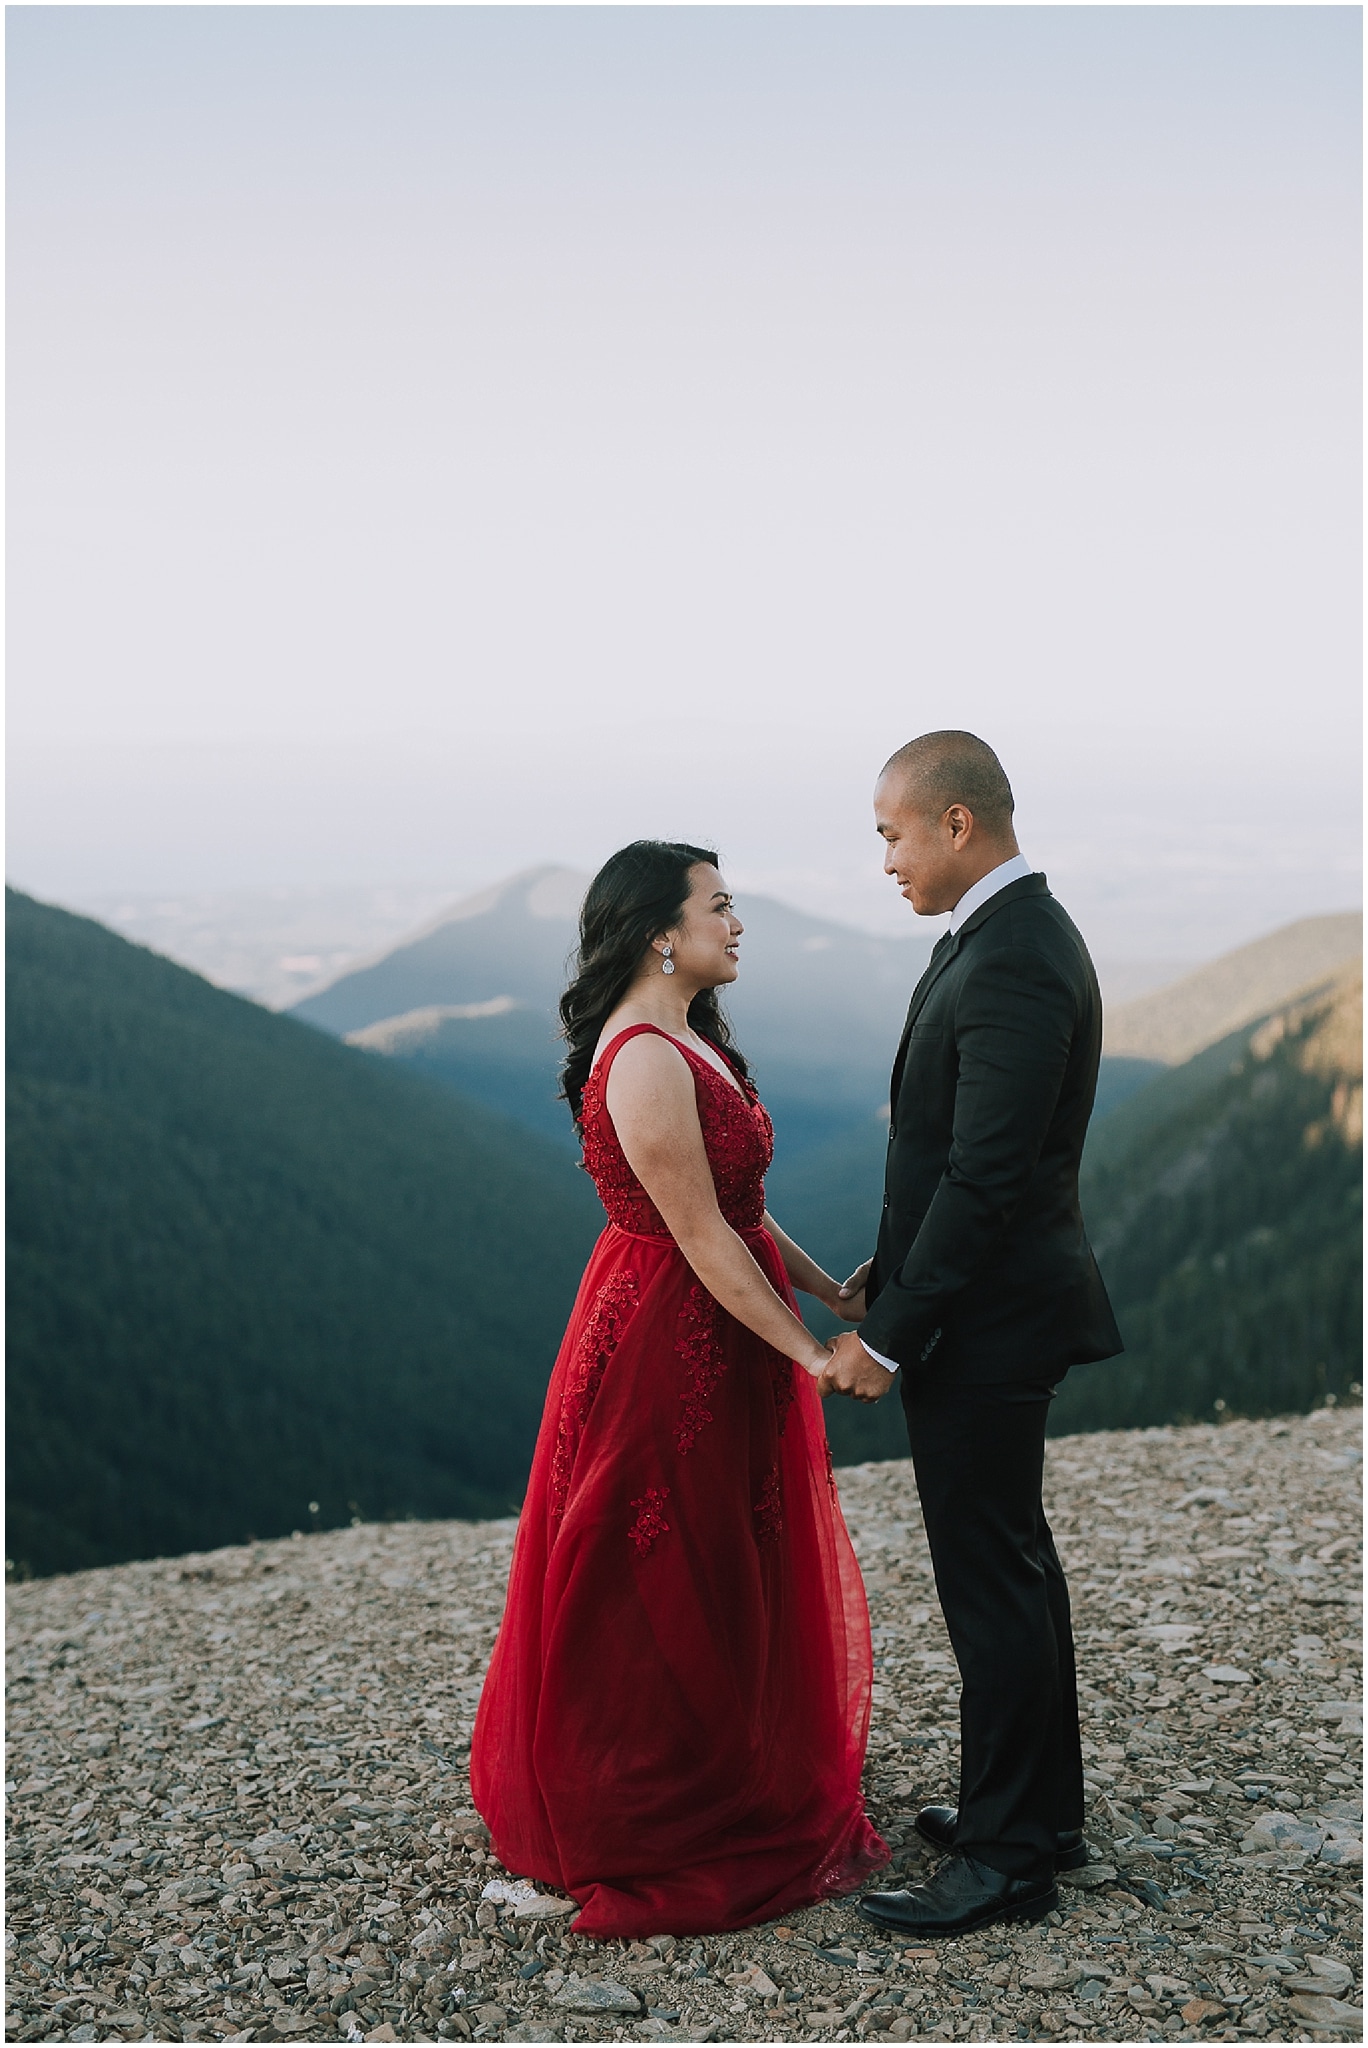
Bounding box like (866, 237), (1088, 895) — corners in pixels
(471, 841), (888, 1937)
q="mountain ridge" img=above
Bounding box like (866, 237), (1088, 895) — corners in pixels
(291, 866), (937, 1159)
(1104, 911), (1361, 1065)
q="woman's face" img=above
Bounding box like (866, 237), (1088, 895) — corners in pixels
(657, 864), (743, 987)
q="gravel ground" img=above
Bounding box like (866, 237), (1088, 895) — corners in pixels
(7, 1406), (1361, 2046)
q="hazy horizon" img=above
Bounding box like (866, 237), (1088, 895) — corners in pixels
(9, 8), (1361, 959)
(23, 866), (1357, 1024)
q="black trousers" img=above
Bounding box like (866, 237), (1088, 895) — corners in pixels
(901, 1367), (1084, 1882)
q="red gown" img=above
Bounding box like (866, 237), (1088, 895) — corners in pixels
(471, 1023), (888, 1938)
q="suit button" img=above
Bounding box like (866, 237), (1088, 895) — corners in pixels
(883, 1197), (890, 1209)
(887, 1123), (897, 1139)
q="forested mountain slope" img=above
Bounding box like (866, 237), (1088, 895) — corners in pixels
(6, 891), (604, 1578)
(1054, 965), (1362, 1432)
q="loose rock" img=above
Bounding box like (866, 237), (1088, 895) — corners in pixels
(1286, 1991), (1363, 2033)
(6, 1405), (1361, 2041)
(550, 1978), (641, 2014)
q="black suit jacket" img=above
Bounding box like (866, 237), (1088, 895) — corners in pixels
(859, 873), (1123, 1381)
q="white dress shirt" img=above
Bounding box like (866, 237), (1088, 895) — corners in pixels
(859, 853), (1034, 1375)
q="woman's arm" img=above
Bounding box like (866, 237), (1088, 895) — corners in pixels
(606, 1036), (833, 1376)
(760, 1212), (837, 1306)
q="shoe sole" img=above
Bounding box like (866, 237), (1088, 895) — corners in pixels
(859, 1885), (1059, 1938)
(913, 1818), (1089, 1873)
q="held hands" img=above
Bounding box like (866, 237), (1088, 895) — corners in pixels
(803, 1259), (889, 1399)
(833, 1258), (872, 1322)
(816, 1331), (894, 1404)
(802, 1341), (838, 1383)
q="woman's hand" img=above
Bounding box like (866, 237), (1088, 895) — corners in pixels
(801, 1340), (838, 1387)
(816, 1332), (896, 1403)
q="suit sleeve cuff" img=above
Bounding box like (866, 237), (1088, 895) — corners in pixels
(859, 1338), (900, 1375)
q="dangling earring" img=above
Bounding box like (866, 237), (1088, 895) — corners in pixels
(660, 944), (675, 976)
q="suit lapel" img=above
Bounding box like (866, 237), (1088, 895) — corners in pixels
(887, 930), (960, 1104)
(886, 874), (1051, 1104)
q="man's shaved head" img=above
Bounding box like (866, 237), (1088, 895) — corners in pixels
(881, 730), (1015, 834)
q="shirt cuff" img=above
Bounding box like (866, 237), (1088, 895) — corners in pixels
(859, 1338), (900, 1375)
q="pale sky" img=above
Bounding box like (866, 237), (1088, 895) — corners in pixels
(8, 6), (1361, 957)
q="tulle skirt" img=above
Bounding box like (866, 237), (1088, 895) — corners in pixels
(470, 1222), (888, 1937)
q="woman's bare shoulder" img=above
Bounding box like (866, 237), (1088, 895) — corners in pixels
(602, 1030), (707, 1165)
(600, 1024), (692, 1085)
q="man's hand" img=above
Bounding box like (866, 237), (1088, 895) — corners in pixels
(817, 1331), (894, 1403)
(833, 1258), (872, 1322)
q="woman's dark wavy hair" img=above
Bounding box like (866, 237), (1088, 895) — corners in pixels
(559, 840), (750, 1128)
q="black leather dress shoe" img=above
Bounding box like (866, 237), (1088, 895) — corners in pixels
(914, 1804), (1090, 1872)
(859, 1852), (1057, 1937)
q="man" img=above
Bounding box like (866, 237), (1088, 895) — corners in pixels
(821, 730), (1122, 1936)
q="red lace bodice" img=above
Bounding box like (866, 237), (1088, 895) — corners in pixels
(580, 1024), (773, 1235)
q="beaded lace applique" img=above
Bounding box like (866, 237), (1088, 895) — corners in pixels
(769, 1352), (796, 1437)
(549, 1271), (640, 1525)
(752, 1465), (783, 1544)
(628, 1486), (671, 1556)
(579, 1035), (772, 1235)
(675, 1284), (727, 1453)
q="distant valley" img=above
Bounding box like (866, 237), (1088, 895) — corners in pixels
(7, 880), (1360, 1572)
(290, 867), (941, 1161)
(288, 867), (1175, 1161)
(57, 878), (1190, 1014)
(63, 882), (475, 1010)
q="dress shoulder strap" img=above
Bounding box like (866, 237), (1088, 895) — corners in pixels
(590, 1023), (748, 1100)
(588, 1022), (680, 1087)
